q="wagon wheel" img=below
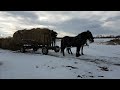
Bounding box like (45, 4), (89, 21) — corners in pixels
(42, 47), (48, 55)
(20, 47), (25, 53)
(54, 46), (60, 52)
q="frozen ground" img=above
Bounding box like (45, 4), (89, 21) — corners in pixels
(0, 38), (120, 79)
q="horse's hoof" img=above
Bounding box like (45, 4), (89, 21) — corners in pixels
(82, 53), (84, 55)
(76, 54), (80, 57)
(76, 55), (79, 57)
(76, 55), (80, 57)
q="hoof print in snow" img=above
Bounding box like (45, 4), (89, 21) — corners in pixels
(114, 64), (120, 66)
(99, 66), (109, 71)
(74, 62), (78, 64)
(82, 75), (85, 76)
(88, 72), (92, 74)
(51, 67), (55, 69)
(0, 62), (3, 66)
(82, 75), (87, 78)
(98, 76), (104, 77)
(66, 66), (78, 69)
(77, 75), (82, 78)
(36, 66), (39, 68)
(89, 76), (94, 78)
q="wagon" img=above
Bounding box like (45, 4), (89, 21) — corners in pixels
(13, 28), (60, 55)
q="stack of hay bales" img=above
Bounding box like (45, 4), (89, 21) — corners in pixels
(0, 38), (4, 48)
(0, 28), (57, 51)
(13, 28), (57, 49)
(0, 37), (18, 51)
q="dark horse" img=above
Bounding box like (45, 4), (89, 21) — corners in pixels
(61, 30), (94, 57)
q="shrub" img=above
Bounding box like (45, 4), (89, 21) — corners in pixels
(106, 38), (120, 45)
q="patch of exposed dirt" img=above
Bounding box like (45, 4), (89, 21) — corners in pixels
(98, 76), (104, 77)
(106, 38), (120, 45)
(77, 75), (82, 78)
(88, 72), (92, 74)
(66, 66), (78, 69)
(36, 65), (39, 68)
(114, 64), (120, 66)
(89, 76), (94, 78)
(0, 62), (3, 66)
(98, 66), (109, 71)
(74, 62), (78, 64)
(51, 67), (56, 69)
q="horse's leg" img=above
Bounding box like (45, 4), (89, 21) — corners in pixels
(70, 48), (73, 54)
(76, 46), (80, 57)
(66, 48), (69, 54)
(67, 48), (70, 54)
(51, 41), (53, 47)
(76, 47), (79, 57)
(81, 46), (84, 55)
(61, 46), (63, 53)
(63, 47), (65, 56)
(54, 39), (55, 46)
(61, 47), (65, 56)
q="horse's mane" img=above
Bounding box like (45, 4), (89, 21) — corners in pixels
(76, 30), (91, 37)
(76, 31), (87, 38)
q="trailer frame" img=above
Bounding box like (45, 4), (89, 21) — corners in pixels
(18, 37), (60, 55)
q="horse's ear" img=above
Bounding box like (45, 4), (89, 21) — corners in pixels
(87, 30), (90, 32)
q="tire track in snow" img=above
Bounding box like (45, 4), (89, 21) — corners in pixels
(13, 50), (120, 66)
(47, 52), (120, 66)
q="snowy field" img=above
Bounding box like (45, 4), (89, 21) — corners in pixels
(0, 38), (120, 79)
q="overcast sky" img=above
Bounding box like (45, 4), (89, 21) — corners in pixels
(0, 11), (120, 37)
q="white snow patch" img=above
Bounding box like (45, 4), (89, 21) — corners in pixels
(0, 38), (120, 79)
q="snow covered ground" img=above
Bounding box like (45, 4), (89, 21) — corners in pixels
(0, 38), (120, 79)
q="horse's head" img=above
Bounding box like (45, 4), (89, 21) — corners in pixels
(86, 30), (94, 43)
